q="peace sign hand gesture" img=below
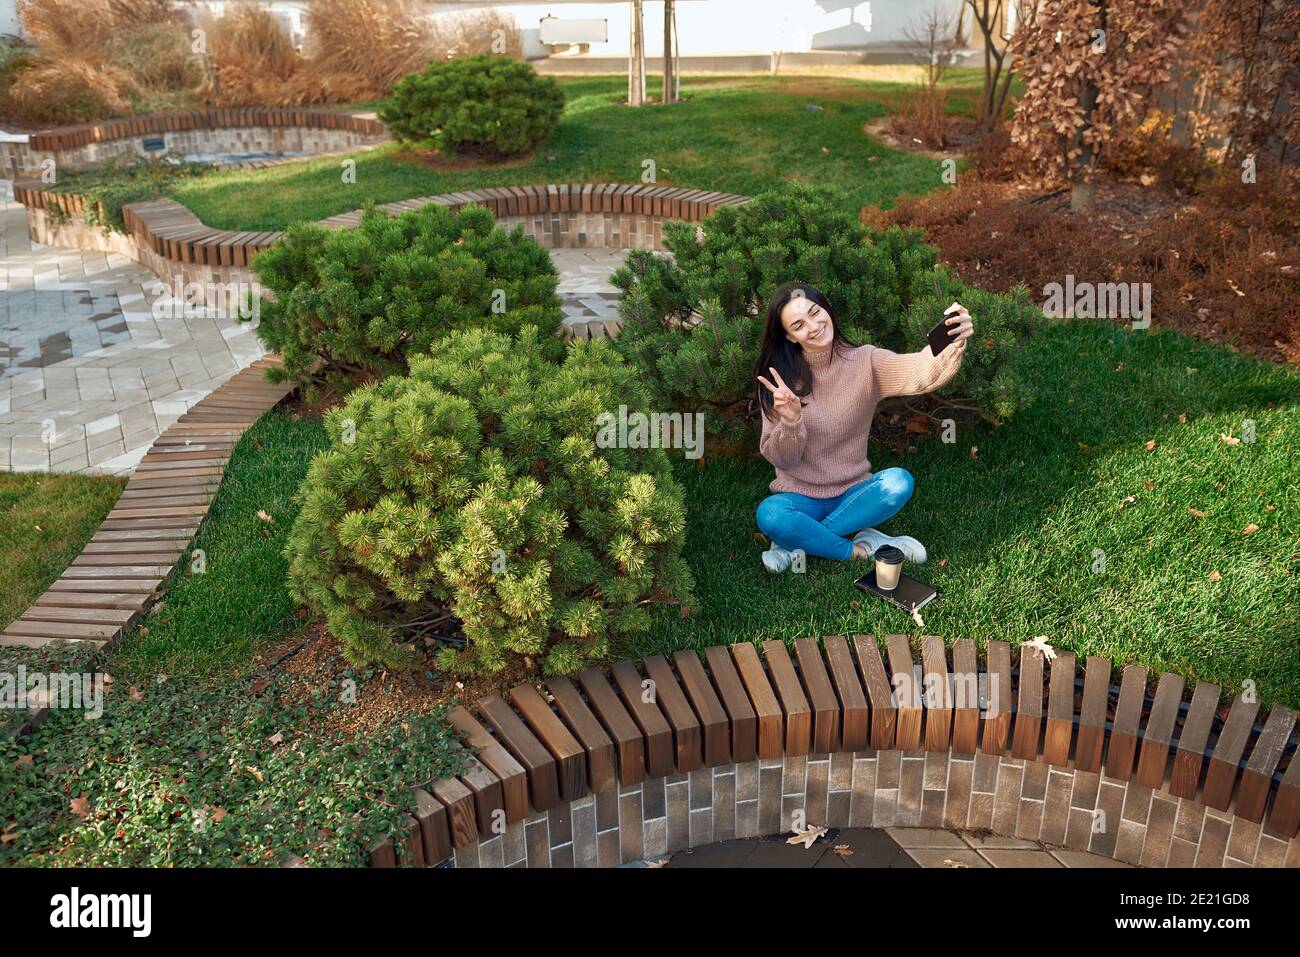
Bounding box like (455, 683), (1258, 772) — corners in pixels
(756, 366), (802, 425)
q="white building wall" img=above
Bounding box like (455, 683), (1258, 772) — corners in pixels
(430, 1), (968, 57)
(0, 0), (22, 38)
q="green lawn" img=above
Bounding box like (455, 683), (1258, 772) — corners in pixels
(630, 319), (1300, 707)
(171, 72), (985, 231)
(0, 473), (124, 630)
(91, 315), (1300, 712)
(110, 409), (330, 682)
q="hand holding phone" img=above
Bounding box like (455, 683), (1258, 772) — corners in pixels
(927, 303), (963, 357)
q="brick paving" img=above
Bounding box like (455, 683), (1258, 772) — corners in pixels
(0, 185), (265, 475)
(644, 827), (1132, 868)
(0, 197), (636, 476)
(552, 247), (627, 329)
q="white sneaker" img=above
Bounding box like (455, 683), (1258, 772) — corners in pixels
(852, 527), (927, 565)
(761, 545), (795, 573)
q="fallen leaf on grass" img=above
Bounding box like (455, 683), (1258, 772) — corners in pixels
(1219, 433), (1241, 446)
(970, 446), (978, 459)
(679, 604), (702, 618)
(1265, 505), (1276, 511)
(70, 796), (91, 818)
(938, 558), (948, 570)
(1144, 439), (1157, 450)
(245, 766), (264, 783)
(1117, 495), (1137, 511)
(1143, 480), (1155, 490)
(1243, 524), (1260, 535)
(1178, 413), (1187, 424)
(256, 510), (274, 524)
(128, 687), (144, 702)
(268, 732), (284, 746)
(910, 608), (925, 629)
(210, 807), (228, 824)
(1188, 508), (1206, 519)
(787, 824), (828, 849)
(1023, 635), (1057, 661)
(1209, 570), (1222, 581)
(15, 755), (34, 769)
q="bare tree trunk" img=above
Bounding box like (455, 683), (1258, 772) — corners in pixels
(1070, 2), (1105, 213)
(663, 0), (675, 103)
(629, 0), (646, 106)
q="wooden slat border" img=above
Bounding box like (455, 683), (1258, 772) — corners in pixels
(17, 182), (753, 273)
(373, 636), (1300, 866)
(3, 356), (294, 734)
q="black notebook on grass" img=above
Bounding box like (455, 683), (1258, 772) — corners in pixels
(854, 570), (939, 614)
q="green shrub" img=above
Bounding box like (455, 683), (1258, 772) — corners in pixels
(609, 182), (1043, 442)
(378, 53), (565, 158)
(249, 201), (565, 395)
(284, 326), (694, 675)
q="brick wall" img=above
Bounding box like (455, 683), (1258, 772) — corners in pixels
(448, 752), (1300, 868)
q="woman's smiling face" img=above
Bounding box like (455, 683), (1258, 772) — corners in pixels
(781, 294), (834, 350)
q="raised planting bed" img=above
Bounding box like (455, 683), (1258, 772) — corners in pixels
(1, 107), (389, 180)
(366, 636), (1299, 869)
(13, 182), (749, 321)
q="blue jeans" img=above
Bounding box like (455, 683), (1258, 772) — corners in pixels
(755, 468), (915, 561)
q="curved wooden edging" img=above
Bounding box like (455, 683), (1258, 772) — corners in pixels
(1, 357), (293, 728)
(369, 638), (1300, 869)
(15, 182), (751, 272)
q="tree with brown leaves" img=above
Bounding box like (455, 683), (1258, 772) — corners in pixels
(1010, 0), (1188, 211)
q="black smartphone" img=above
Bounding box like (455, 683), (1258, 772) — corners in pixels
(927, 305), (961, 357)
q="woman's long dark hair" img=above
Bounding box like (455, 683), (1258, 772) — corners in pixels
(753, 282), (855, 420)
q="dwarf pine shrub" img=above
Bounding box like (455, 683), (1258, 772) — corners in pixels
(609, 182), (1043, 441)
(284, 326), (694, 675)
(249, 200), (564, 395)
(379, 53), (565, 158)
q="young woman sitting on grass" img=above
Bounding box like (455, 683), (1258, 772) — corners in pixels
(753, 282), (974, 573)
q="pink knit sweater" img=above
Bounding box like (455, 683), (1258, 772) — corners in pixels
(759, 341), (965, 497)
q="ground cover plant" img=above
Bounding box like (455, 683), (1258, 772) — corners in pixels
(0, 641), (467, 866)
(0, 412), (467, 867)
(43, 154), (214, 233)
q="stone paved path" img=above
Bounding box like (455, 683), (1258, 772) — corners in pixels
(552, 247), (626, 329)
(633, 827), (1133, 868)
(0, 186), (265, 475)
(0, 190), (634, 476)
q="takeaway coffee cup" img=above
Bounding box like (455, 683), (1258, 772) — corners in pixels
(873, 544), (905, 591)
